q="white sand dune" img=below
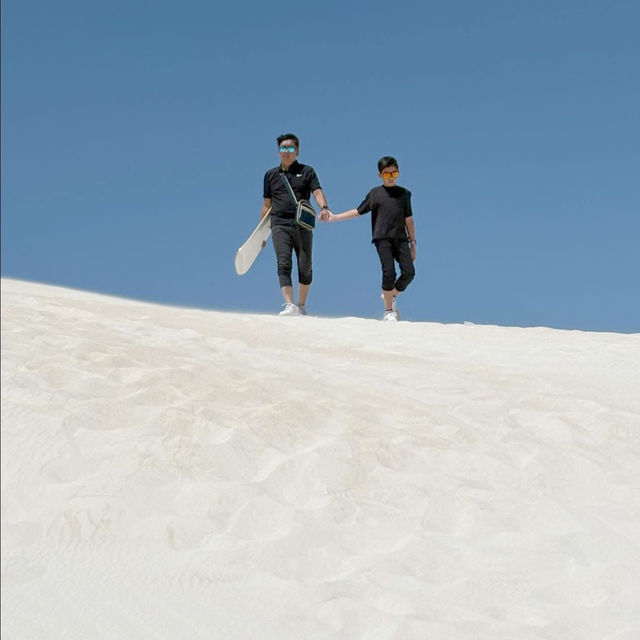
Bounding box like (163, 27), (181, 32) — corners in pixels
(2, 278), (639, 639)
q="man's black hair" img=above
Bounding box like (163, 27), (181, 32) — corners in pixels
(277, 133), (300, 148)
(378, 156), (399, 172)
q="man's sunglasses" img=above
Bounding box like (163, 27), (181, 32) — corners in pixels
(279, 145), (297, 153)
(381, 170), (399, 178)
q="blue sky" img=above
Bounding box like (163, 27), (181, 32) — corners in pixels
(2, 0), (639, 332)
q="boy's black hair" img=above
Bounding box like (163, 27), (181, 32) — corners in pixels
(378, 156), (399, 172)
(277, 133), (300, 148)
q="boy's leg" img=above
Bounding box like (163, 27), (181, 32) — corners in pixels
(382, 289), (395, 310)
(375, 239), (397, 310)
(394, 239), (415, 292)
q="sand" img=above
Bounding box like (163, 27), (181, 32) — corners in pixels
(2, 278), (639, 639)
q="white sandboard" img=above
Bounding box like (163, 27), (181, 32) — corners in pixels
(234, 212), (271, 275)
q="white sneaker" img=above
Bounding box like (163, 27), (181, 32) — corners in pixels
(279, 303), (299, 316)
(383, 310), (399, 322)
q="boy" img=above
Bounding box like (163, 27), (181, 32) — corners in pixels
(324, 156), (416, 321)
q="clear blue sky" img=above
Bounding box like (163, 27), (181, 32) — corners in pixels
(2, 0), (639, 332)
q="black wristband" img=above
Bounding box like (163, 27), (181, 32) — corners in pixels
(321, 205), (329, 210)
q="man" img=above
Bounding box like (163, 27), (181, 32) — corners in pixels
(260, 133), (332, 316)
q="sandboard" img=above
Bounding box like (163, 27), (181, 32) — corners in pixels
(234, 212), (271, 275)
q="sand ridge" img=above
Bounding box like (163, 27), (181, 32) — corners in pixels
(2, 278), (639, 639)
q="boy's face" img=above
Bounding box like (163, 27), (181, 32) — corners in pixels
(379, 166), (399, 187)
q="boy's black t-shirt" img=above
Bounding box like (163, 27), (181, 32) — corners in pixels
(357, 185), (413, 242)
(263, 161), (322, 220)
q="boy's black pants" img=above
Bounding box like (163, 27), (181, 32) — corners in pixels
(374, 237), (415, 292)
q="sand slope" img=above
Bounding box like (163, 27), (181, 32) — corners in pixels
(2, 278), (639, 639)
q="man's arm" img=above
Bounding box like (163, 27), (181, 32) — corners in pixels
(405, 216), (417, 260)
(260, 198), (271, 220)
(259, 199), (272, 248)
(311, 188), (328, 209)
(312, 188), (333, 220)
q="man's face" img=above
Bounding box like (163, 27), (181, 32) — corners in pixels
(379, 166), (399, 187)
(278, 139), (299, 163)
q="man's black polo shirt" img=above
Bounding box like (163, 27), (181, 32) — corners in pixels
(263, 160), (322, 220)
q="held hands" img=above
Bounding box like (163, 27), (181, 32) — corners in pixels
(319, 208), (333, 222)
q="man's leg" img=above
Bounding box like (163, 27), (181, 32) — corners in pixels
(298, 284), (310, 306)
(271, 224), (295, 303)
(296, 228), (313, 308)
(281, 285), (294, 304)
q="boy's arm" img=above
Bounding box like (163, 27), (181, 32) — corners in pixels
(405, 216), (417, 259)
(328, 208), (360, 222)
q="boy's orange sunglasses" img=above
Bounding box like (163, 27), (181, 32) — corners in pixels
(381, 170), (399, 178)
